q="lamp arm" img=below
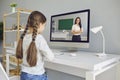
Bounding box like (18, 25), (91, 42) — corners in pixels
(100, 30), (105, 54)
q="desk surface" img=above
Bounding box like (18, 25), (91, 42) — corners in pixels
(5, 48), (120, 79)
(46, 49), (120, 71)
(5, 47), (120, 71)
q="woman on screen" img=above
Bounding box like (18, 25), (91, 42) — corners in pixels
(71, 17), (83, 42)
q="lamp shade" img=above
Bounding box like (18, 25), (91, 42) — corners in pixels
(91, 26), (103, 34)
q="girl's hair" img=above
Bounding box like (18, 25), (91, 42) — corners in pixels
(74, 17), (82, 28)
(16, 11), (46, 67)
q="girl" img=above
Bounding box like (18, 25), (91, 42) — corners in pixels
(71, 17), (83, 42)
(16, 11), (54, 80)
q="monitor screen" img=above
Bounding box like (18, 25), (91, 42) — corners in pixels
(50, 9), (90, 49)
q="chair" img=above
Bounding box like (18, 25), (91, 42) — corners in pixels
(0, 62), (20, 80)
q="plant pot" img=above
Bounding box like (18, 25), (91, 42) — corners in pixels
(12, 7), (15, 13)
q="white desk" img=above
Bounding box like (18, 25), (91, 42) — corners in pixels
(5, 48), (120, 80)
(45, 49), (120, 80)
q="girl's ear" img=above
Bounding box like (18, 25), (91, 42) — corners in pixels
(38, 23), (41, 28)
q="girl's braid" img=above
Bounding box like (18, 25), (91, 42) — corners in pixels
(32, 23), (38, 41)
(21, 24), (29, 39)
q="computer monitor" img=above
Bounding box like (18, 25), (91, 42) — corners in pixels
(50, 9), (90, 51)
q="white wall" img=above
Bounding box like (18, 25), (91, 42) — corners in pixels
(1, 0), (120, 54)
(0, 0), (120, 80)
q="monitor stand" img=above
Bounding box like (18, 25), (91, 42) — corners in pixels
(60, 48), (78, 53)
(60, 47), (78, 57)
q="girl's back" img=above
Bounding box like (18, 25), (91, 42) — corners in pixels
(16, 11), (54, 80)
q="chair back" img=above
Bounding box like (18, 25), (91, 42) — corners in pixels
(0, 62), (9, 80)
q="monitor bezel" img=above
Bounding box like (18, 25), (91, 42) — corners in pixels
(50, 9), (90, 43)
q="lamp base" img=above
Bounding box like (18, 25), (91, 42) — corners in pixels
(96, 53), (107, 57)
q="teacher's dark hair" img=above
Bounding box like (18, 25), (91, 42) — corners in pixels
(75, 17), (82, 28)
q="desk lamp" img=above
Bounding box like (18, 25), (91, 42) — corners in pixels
(91, 26), (106, 57)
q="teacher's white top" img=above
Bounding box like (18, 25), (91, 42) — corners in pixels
(72, 24), (83, 35)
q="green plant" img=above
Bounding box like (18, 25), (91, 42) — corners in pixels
(10, 3), (17, 7)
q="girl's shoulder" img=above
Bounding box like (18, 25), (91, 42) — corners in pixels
(24, 33), (46, 42)
(37, 34), (44, 38)
(36, 34), (47, 46)
(36, 34), (46, 41)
